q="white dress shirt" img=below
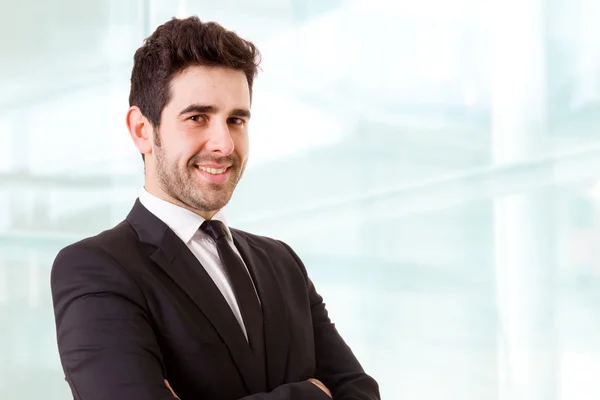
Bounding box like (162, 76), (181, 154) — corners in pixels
(139, 188), (254, 340)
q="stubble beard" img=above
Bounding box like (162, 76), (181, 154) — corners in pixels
(154, 145), (244, 214)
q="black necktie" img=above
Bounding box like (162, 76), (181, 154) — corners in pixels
(200, 220), (265, 364)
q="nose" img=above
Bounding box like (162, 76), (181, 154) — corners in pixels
(205, 119), (235, 156)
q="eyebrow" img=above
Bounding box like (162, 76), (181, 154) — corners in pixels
(178, 104), (251, 119)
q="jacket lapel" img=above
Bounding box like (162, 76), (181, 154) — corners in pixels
(126, 200), (264, 394)
(232, 230), (290, 390)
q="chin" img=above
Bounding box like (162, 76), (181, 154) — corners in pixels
(194, 191), (232, 209)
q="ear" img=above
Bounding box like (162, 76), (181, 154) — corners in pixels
(126, 106), (154, 156)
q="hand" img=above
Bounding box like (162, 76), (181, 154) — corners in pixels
(164, 379), (180, 399)
(308, 378), (332, 398)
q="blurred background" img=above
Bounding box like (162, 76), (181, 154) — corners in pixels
(2, 0), (600, 399)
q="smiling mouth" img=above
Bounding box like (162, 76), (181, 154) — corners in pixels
(196, 165), (229, 175)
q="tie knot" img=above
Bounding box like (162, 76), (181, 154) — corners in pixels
(200, 220), (227, 241)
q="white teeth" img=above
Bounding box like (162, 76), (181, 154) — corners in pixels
(198, 166), (227, 175)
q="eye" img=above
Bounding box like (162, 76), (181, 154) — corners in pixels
(228, 117), (245, 125)
(189, 115), (206, 122)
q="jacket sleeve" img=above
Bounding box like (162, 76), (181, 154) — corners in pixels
(51, 243), (176, 400)
(279, 241), (381, 400)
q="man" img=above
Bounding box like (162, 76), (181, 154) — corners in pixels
(51, 16), (380, 400)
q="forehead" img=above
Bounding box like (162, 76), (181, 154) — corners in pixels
(167, 65), (250, 110)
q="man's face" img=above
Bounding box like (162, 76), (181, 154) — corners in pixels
(146, 66), (251, 216)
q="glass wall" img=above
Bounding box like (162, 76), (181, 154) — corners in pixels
(2, 0), (600, 398)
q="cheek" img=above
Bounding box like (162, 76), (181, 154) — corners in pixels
(235, 134), (249, 158)
(160, 125), (197, 157)
(164, 141), (196, 169)
(158, 148), (191, 173)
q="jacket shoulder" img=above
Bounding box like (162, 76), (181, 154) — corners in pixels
(231, 227), (283, 249)
(61, 220), (136, 253)
(231, 228), (302, 264)
(52, 220), (140, 269)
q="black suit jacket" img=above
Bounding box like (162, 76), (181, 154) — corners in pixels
(51, 200), (380, 400)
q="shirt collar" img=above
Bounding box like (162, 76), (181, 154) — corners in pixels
(138, 187), (233, 244)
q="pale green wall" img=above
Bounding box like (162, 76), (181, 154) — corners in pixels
(2, 1), (600, 399)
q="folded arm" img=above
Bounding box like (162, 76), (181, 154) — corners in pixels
(279, 241), (381, 400)
(51, 244), (332, 400)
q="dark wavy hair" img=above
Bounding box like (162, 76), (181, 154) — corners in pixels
(129, 16), (261, 157)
